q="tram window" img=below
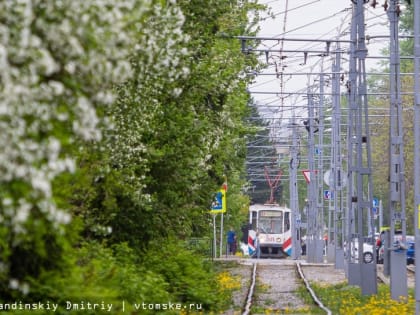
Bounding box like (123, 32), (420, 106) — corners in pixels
(259, 211), (283, 234)
(272, 218), (282, 234)
(284, 212), (290, 231)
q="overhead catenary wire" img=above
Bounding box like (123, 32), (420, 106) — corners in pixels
(268, 0), (321, 19)
(242, 1), (398, 187)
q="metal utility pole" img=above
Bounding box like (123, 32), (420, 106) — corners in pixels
(386, 0), (407, 301)
(289, 114), (301, 260)
(306, 92), (316, 263)
(317, 71), (326, 262)
(413, 0), (420, 311)
(346, 0), (377, 295)
(306, 90), (323, 263)
(331, 46), (345, 269)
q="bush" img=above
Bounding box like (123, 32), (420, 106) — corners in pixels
(1, 242), (170, 315)
(144, 239), (227, 313)
(0, 240), (232, 314)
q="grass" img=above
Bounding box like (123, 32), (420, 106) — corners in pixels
(298, 282), (415, 315)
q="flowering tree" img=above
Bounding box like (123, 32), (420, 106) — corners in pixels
(0, 0), (262, 303)
(0, 0), (149, 290)
(76, 0), (262, 246)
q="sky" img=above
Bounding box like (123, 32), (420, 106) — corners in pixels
(249, 0), (392, 122)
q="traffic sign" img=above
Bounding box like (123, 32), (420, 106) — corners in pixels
(324, 190), (333, 200)
(302, 170), (311, 183)
(210, 188), (226, 213)
(324, 170), (332, 186)
(323, 169), (347, 188)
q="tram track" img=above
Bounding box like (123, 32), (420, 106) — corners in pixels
(221, 258), (415, 315)
(376, 264), (416, 287)
(241, 260), (334, 315)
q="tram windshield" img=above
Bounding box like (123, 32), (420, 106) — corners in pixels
(258, 210), (284, 234)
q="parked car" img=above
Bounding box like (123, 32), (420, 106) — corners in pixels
(407, 241), (415, 265)
(377, 238), (415, 265)
(346, 238), (375, 264)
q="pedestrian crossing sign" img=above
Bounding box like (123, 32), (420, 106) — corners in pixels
(210, 188), (226, 213)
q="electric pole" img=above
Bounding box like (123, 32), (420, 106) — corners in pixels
(386, 0), (407, 300)
(413, 0), (420, 311)
(331, 45), (345, 269)
(289, 113), (301, 260)
(346, 0), (377, 295)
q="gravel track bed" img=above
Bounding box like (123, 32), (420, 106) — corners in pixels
(218, 258), (348, 315)
(253, 263), (308, 314)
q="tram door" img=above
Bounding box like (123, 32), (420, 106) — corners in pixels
(250, 210), (258, 230)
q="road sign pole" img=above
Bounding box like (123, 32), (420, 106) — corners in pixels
(213, 213), (217, 258)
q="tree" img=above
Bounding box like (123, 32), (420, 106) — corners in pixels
(73, 0), (263, 248)
(0, 0), (149, 291)
(0, 0), (266, 308)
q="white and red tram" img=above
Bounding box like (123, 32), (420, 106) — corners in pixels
(248, 203), (292, 258)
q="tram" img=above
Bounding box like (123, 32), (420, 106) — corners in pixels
(248, 203), (292, 258)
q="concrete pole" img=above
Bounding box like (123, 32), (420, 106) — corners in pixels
(317, 71), (326, 263)
(387, 0), (407, 300)
(346, 0), (358, 282)
(413, 0), (420, 312)
(346, 0), (377, 295)
(332, 46), (345, 269)
(290, 115), (301, 260)
(306, 91), (317, 263)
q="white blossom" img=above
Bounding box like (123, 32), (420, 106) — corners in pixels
(0, 0), (153, 236)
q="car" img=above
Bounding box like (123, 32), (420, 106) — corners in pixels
(377, 239), (415, 265)
(346, 238), (375, 264)
(407, 241), (415, 265)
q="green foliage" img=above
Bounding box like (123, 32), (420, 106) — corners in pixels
(24, 240), (223, 315)
(0, 0), (267, 310)
(73, 0), (263, 249)
(0, 242), (174, 315)
(144, 239), (222, 311)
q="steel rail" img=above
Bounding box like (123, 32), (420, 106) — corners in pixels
(296, 263), (332, 315)
(242, 263), (257, 315)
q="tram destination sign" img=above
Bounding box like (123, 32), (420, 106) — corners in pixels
(260, 210), (283, 217)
